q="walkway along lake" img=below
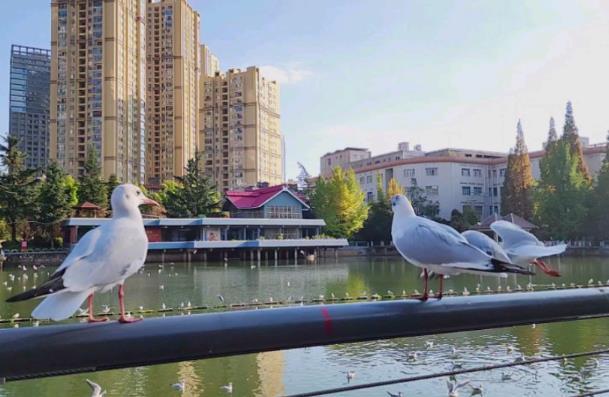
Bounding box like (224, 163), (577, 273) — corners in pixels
(1, 257), (609, 396)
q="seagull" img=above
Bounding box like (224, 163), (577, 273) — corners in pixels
(6, 184), (160, 323)
(171, 380), (185, 393)
(221, 382), (233, 393)
(387, 392), (403, 397)
(425, 340), (434, 349)
(86, 379), (106, 397)
(491, 220), (563, 277)
(346, 370), (355, 383)
(217, 294), (225, 303)
(501, 372), (512, 381)
(447, 379), (470, 397)
(470, 384), (484, 396)
(391, 195), (533, 300)
(407, 351), (419, 361)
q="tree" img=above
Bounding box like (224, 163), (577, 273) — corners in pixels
(406, 184), (440, 219)
(36, 161), (78, 244)
(546, 117), (558, 146)
(501, 120), (535, 219)
(535, 137), (590, 239)
(0, 136), (39, 241)
(157, 152), (221, 217)
(357, 174), (392, 243)
(588, 131), (609, 240)
(562, 101), (591, 182)
(78, 145), (108, 208)
(106, 174), (120, 208)
(310, 167), (368, 238)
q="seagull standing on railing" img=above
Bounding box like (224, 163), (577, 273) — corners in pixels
(390, 195), (533, 300)
(491, 220), (564, 277)
(6, 184), (160, 323)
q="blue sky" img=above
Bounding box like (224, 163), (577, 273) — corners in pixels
(2, 1), (609, 179)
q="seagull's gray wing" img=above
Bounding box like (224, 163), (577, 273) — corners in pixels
(395, 218), (492, 267)
(506, 243), (567, 259)
(490, 220), (541, 248)
(86, 379), (103, 395)
(462, 230), (512, 263)
(55, 225), (105, 273)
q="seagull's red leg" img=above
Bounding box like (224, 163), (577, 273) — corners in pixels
(87, 293), (108, 323)
(435, 274), (444, 300)
(420, 268), (429, 302)
(118, 284), (142, 324)
(532, 259), (561, 277)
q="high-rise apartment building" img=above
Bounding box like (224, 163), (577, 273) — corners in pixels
(9, 45), (51, 170)
(201, 66), (282, 191)
(145, 0), (200, 187)
(50, 0), (146, 183)
(200, 44), (220, 77)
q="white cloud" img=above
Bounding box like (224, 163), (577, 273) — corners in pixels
(259, 65), (313, 85)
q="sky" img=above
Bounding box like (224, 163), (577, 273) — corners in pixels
(1, 1), (609, 179)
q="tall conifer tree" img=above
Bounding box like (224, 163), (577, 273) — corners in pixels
(501, 120), (535, 219)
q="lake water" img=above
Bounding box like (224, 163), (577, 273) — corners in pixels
(1, 256), (609, 396)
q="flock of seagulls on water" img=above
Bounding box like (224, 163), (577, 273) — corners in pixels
(0, 188), (589, 396)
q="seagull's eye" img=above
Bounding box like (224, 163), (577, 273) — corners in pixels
(136, 191), (141, 196)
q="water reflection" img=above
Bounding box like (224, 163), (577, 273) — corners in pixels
(1, 257), (609, 396)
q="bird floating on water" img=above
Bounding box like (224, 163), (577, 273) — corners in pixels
(221, 382), (233, 393)
(391, 195), (532, 300)
(171, 380), (185, 393)
(86, 379), (106, 397)
(447, 379), (470, 397)
(6, 184), (160, 323)
(346, 370), (355, 383)
(491, 220), (563, 277)
(386, 392), (403, 397)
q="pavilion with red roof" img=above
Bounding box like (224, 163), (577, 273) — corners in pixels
(223, 184), (310, 220)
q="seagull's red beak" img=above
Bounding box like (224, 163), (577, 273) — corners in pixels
(141, 197), (160, 207)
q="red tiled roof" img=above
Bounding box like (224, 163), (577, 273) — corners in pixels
(75, 201), (102, 210)
(225, 185), (309, 209)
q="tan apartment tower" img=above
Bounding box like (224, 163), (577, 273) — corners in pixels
(50, 0), (146, 183)
(201, 65), (282, 191)
(145, 0), (200, 187)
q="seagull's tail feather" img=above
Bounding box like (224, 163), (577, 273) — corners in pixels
(6, 268), (66, 302)
(491, 258), (535, 276)
(32, 289), (91, 321)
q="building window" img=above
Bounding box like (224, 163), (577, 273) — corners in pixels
(267, 205), (300, 219)
(500, 168), (506, 177)
(473, 186), (482, 196)
(359, 176), (365, 184)
(404, 168), (415, 177)
(462, 186), (471, 196)
(461, 168), (470, 177)
(410, 178), (417, 186)
(473, 169), (482, 177)
(493, 187), (498, 197)
(425, 167), (438, 176)
(367, 191), (374, 202)
(492, 170), (497, 178)
(366, 175), (372, 183)
(327, 158), (331, 165)
(425, 185), (439, 195)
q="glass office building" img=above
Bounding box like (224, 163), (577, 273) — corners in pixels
(9, 45), (51, 170)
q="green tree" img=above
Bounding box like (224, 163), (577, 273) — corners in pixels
(357, 174), (391, 243)
(310, 167), (368, 238)
(588, 131), (609, 240)
(562, 101), (591, 182)
(36, 162), (78, 245)
(406, 184), (440, 219)
(157, 152), (221, 217)
(106, 174), (120, 208)
(501, 120), (535, 219)
(535, 115), (591, 239)
(78, 145), (108, 208)
(0, 136), (39, 241)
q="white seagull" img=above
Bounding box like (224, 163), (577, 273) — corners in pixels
(447, 379), (470, 397)
(221, 382), (233, 393)
(6, 184), (160, 323)
(391, 195), (533, 300)
(491, 220), (564, 277)
(461, 230), (512, 264)
(86, 379), (106, 397)
(171, 380), (186, 393)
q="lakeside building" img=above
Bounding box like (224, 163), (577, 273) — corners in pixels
(145, 0), (200, 187)
(325, 141), (606, 220)
(9, 45), (51, 170)
(50, 0), (147, 183)
(223, 184), (310, 223)
(201, 64), (282, 191)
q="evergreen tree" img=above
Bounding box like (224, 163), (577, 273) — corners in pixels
(535, 137), (590, 239)
(561, 101), (591, 182)
(546, 117), (558, 147)
(406, 184), (440, 219)
(357, 174), (391, 243)
(589, 131), (609, 240)
(0, 136), (39, 241)
(36, 162), (78, 244)
(106, 174), (120, 207)
(78, 145), (108, 208)
(501, 120), (535, 219)
(310, 167), (368, 238)
(158, 152), (221, 217)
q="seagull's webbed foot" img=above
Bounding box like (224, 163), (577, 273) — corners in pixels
(118, 315), (143, 324)
(434, 292), (443, 300)
(87, 315), (109, 323)
(418, 293), (429, 302)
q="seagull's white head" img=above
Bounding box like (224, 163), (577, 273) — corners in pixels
(111, 184), (160, 218)
(391, 194), (416, 217)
